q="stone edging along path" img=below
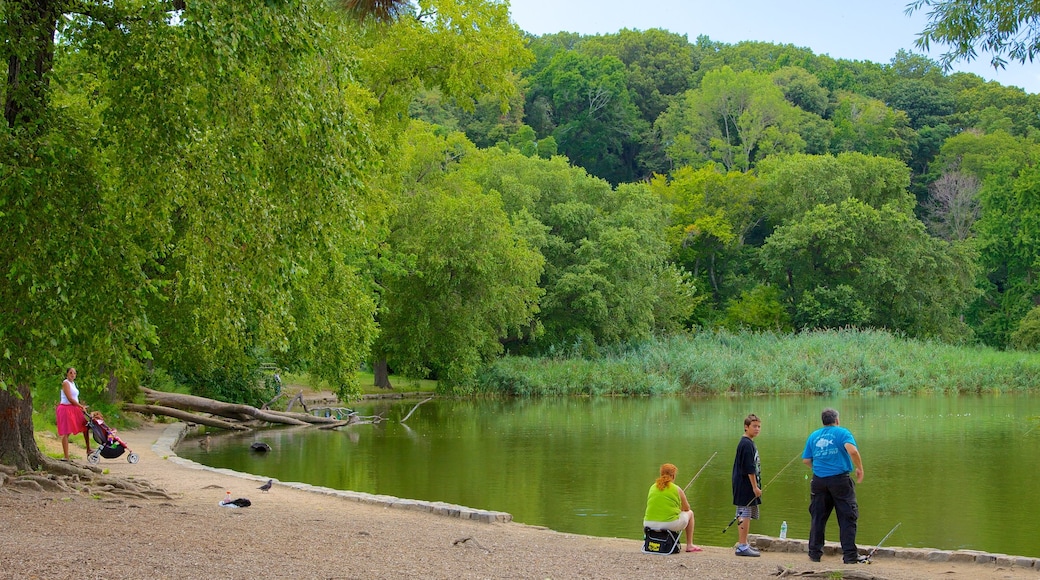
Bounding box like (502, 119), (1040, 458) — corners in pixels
(151, 421), (512, 524)
(154, 422), (1038, 571)
(749, 535), (1040, 571)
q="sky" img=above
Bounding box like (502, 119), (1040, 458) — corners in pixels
(506, 0), (1040, 94)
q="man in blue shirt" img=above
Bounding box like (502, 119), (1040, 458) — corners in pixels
(802, 408), (865, 564)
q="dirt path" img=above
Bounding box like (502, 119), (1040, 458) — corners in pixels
(1, 422), (1035, 579)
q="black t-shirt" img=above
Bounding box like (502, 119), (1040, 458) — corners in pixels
(732, 435), (762, 506)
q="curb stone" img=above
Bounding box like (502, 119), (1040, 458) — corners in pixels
(749, 534), (1038, 569)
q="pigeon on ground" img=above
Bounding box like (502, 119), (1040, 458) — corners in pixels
(258, 479), (273, 493)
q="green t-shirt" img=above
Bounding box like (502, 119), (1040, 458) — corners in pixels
(644, 481), (681, 522)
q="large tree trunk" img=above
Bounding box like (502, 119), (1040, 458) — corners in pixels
(140, 388), (310, 425)
(0, 382), (46, 470)
(0, 3), (58, 472)
(374, 358), (393, 389)
(4, 1), (58, 130)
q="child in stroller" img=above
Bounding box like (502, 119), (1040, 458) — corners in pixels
(85, 410), (139, 464)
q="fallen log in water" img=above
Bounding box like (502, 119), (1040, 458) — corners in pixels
(122, 403), (251, 431)
(140, 388), (309, 426)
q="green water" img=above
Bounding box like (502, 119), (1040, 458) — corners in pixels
(177, 394), (1040, 558)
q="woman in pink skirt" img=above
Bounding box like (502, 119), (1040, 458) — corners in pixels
(56, 367), (92, 460)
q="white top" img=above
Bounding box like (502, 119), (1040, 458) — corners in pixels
(60, 379), (79, 405)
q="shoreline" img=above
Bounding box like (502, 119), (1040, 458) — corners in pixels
(1, 421), (1037, 579)
(155, 421), (1039, 574)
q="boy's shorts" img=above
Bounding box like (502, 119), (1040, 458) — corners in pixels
(735, 505), (760, 520)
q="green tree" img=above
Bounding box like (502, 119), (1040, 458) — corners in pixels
(724, 285), (792, 332)
(757, 152), (915, 227)
(579, 28), (700, 123)
(527, 50), (646, 183)
(926, 129), (1040, 347)
(1, 0), (389, 469)
(352, 0), (532, 131)
(650, 165), (760, 305)
(909, 0), (1040, 69)
(463, 149), (697, 349)
(374, 123), (544, 390)
(1010, 306), (1040, 350)
(759, 198), (978, 339)
(657, 66), (805, 172)
(770, 66), (830, 116)
(829, 91), (915, 161)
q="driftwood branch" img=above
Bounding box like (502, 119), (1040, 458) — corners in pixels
(262, 409), (345, 425)
(285, 391), (308, 413)
(261, 392), (286, 410)
(122, 403), (251, 431)
(400, 397), (433, 423)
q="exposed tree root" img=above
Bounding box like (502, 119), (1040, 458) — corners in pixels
(0, 459), (172, 501)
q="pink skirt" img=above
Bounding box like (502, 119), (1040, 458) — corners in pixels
(56, 404), (87, 436)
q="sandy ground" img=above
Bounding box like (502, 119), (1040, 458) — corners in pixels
(1, 422), (1037, 580)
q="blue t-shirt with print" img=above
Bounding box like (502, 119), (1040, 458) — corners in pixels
(802, 425), (857, 477)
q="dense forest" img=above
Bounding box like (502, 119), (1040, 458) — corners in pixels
(412, 30), (1040, 352)
(5, 0), (1040, 468)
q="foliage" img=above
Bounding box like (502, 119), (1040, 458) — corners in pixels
(930, 130), (1040, 347)
(724, 285), (792, 332)
(759, 198), (979, 340)
(909, 0), (1040, 69)
(757, 152), (916, 227)
(1011, 306), (1040, 351)
(829, 92), (915, 162)
(351, 0), (533, 126)
(527, 50), (646, 183)
(649, 165), (760, 309)
(462, 148), (698, 352)
(656, 66), (806, 172)
(478, 328), (1040, 396)
(373, 122), (544, 391)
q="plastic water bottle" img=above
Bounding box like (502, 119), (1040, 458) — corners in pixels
(224, 490), (231, 505)
(780, 520), (788, 539)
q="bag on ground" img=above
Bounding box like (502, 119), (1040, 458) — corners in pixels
(641, 526), (680, 555)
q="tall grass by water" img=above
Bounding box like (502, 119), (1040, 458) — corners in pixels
(477, 328), (1040, 396)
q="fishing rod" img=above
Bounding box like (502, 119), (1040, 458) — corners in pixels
(722, 453), (801, 534)
(865, 522), (902, 562)
(683, 451), (718, 492)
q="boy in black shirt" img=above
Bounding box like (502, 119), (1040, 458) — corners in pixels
(732, 414), (762, 557)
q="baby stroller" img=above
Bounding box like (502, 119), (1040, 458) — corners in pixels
(85, 411), (139, 464)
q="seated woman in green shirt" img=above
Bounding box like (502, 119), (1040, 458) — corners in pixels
(643, 463), (701, 552)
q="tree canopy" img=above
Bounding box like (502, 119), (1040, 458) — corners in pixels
(7, 0), (1040, 471)
(909, 0), (1040, 69)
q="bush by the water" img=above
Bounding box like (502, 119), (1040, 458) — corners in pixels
(476, 329), (1040, 396)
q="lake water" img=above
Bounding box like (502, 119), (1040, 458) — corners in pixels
(177, 393), (1040, 558)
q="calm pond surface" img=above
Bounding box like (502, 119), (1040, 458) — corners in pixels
(177, 394), (1040, 558)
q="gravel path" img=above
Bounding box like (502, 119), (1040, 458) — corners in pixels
(0, 422), (1035, 580)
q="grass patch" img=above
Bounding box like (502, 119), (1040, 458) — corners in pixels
(477, 328), (1040, 396)
(281, 370), (437, 398)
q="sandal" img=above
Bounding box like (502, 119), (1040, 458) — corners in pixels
(686, 546), (703, 552)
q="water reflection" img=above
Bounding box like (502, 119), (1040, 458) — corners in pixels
(178, 393), (1040, 558)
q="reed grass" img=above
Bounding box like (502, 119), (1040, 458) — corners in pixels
(475, 328), (1040, 396)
